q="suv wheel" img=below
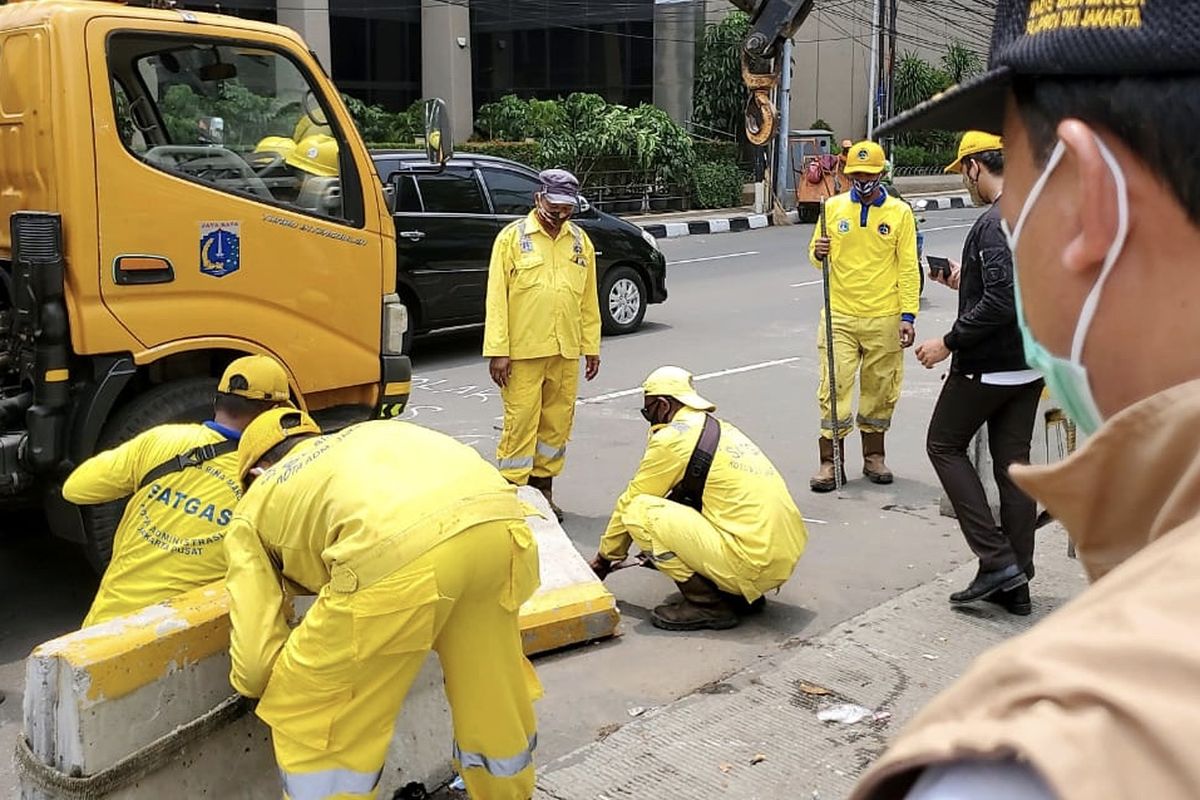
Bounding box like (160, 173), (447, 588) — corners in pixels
(600, 266), (647, 335)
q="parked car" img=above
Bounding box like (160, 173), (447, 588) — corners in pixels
(371, 151), (668, 336)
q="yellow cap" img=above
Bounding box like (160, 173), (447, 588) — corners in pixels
(218, 355), (291, 403)
(843, 141), (886, 175)
(286, 134), (339, 178)
(254, 136), (298, 157)
(237, 407), (321, 481)
(945, 131), (1004, 173)
(642, 366), (716, 412)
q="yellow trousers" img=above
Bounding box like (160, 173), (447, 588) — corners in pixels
(620, 495), (785, 603)
(255, 520), (542, 800)
(497, 356), (579, 484)
(817, 312), (903, 440)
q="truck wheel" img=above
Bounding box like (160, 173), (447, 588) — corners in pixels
(81, 377), (218, 574)
(600, 266), (647, 336)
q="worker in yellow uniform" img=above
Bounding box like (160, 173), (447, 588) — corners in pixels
(588, 367), (807, 631)
(809, 140), (919, 492)
(226, 409), (542, 800)
(63, 355), (291, 626)
(484, 168), (601, 522)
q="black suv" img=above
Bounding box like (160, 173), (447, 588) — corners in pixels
(372, 151), (668, 335)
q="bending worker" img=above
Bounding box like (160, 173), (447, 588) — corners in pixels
(484, 168), (601, 521)
(225, 410), (541, 800)
(809, 140), (920, 492)
(63, 355), (290, 626)
(589, 367), (807, 631)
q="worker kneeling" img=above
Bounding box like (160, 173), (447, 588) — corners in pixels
(225, 409), (542, 800)
(589, 367), (808, 631)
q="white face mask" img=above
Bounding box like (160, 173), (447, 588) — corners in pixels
(1002, 135), (1130, 435)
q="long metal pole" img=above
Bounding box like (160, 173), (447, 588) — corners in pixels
(774, 37), (794, 204)
(819, 198), (843, 490)
(866, 0), (881, 136)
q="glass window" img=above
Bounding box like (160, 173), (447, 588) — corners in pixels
(112, 81), (148, 154)
(107, 34), (360, 225)
(394, 174), (422, 213)
(481, 168), (539, 216)
(415, 170), (487, 214)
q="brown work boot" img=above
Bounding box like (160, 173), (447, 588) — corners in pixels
(862, 432), (894, 484)
(527, 475), (564, 522)
(810, 437), (846, 493)
(719, 590), (767, 615)
(651, 575), (740, 631)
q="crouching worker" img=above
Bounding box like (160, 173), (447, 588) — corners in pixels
(225, 409), (543, 800)
(588, 367), (808, 631)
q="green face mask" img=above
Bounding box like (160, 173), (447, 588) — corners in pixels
(1003, 136), (1130, 436)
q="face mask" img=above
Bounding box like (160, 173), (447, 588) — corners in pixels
(640, 399), (662, 426)
(537, 195), (572, 227)
(1003, 135), (1130, 435)
(853, 177), (882, 198)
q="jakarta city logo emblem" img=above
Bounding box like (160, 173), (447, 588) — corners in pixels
(837, 219), (851, 234)
(877, 222), (891, 236)
(200, 221), (241, 278)
(857, 148), (869, 160)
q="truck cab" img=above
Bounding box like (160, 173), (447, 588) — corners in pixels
(0, 0), (417, 568)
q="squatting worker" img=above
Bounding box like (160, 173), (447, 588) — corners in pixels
(915, 131), (1045, 618)
(588, 367), (807, 631)
(484, 168), (601, 521)
(809, 140), (920, 492)
(225, 409), (541, 800)
(64, 355), (290, 626)
(854, 1), (1200, 798)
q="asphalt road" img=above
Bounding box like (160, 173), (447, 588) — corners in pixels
(0, 208), (986, 791)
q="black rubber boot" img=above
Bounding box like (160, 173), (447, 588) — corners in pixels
(527, 475), (564, 522)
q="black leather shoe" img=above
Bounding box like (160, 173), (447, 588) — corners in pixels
(950, 563), (1028, 605)
(985, 583), (1032, 616)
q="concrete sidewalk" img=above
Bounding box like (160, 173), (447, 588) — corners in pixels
(535, 527), (1088, 799)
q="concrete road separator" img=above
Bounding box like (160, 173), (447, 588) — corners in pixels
(17, 487), (617, 799)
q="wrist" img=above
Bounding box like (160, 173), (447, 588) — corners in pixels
(901, 313), (916, 324)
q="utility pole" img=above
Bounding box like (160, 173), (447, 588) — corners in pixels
(866, 0), (881, 136)
(883, 0), (898, 155)
(774, 37), (794, 210)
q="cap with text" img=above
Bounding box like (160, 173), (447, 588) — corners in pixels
(642, 366), (716, 412)
(945, 131), (1005, 173)
(237, 407), (322, 481)
(877, 0), (1200, 136)
(218, 355), (291, 403)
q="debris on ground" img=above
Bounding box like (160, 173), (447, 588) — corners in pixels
(719, 762), (734, 774)
(816, 703), (874, 725)
(627, 706), (651, 717)
(797, 681), (831, 696)
(750, 753), (767, 765)
(449, 775), (465, 791)
(921, 653), (939, 660)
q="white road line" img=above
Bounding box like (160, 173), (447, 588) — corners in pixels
(803, 517), (829, 525)
(791, 279), (822, 288)
(579, 357), (802, 405)
(922, 223), (973, 233)
(671, 251), (760, 265)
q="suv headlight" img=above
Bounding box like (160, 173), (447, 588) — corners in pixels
(382, 294), (409, 355)
(641, 228), (660, 252)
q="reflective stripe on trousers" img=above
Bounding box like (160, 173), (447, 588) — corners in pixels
(281, 767), (382, 800)
(498, 455), (535, 471)
(857, 414), (892, 431)
(454, 733), (538, 778)
(535, 440), (566, 460)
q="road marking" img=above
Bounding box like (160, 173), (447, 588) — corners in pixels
(804, 517), (829, 525)
(671, 251), (759, 265)
(922, 223), (973, 233)
(579, 357), (801, 405)
(791, 279), (822, 288)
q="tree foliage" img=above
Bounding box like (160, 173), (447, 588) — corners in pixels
(341, 94), (424, 143)
(691, 11), (751, 139)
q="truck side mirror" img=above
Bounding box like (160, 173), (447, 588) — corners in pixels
(424, 98), (453, 165)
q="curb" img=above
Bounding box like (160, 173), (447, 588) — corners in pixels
(637, 194), (972, 240)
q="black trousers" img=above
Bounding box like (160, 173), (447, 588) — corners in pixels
(927, 374), (1045, 573)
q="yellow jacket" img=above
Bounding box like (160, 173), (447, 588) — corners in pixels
(808, 190), (920, 319)
(600, 408), (808, 582)
(224, 420), (528, 698)
(483, 211), (601, 360)
(63, 423), (241, 626)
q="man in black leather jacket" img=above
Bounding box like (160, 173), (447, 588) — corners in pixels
(915, 132), (1045, 616)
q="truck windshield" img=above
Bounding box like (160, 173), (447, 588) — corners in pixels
(108, 35), (351, 222)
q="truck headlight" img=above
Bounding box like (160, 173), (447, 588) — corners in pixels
(382, 294), (408, 355)
(641, 228), (660, 252)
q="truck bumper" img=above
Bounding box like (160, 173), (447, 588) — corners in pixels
(375, 355), (413, 418)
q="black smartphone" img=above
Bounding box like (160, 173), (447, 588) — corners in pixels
(926, 255), (952, 278)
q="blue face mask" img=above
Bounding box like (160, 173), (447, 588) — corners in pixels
(1002, 136), (1130, 436)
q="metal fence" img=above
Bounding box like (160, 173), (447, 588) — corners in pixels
(581, 169), (690, 214)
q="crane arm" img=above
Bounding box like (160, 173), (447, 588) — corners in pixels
(729, 0), (816, 145)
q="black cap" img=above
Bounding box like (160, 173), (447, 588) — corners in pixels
(877, 0), (1200, 136)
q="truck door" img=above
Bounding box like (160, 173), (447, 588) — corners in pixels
(88, 23), (384, 396)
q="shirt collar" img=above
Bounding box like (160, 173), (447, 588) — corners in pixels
(850, 186), (888, 207)
(204, 420), (241, 441)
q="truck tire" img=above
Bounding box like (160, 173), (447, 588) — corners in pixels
(81, 377), (218, 574)
(600, 266), (647, 336)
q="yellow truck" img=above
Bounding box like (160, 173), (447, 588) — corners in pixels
(0, 0), (435, 569)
